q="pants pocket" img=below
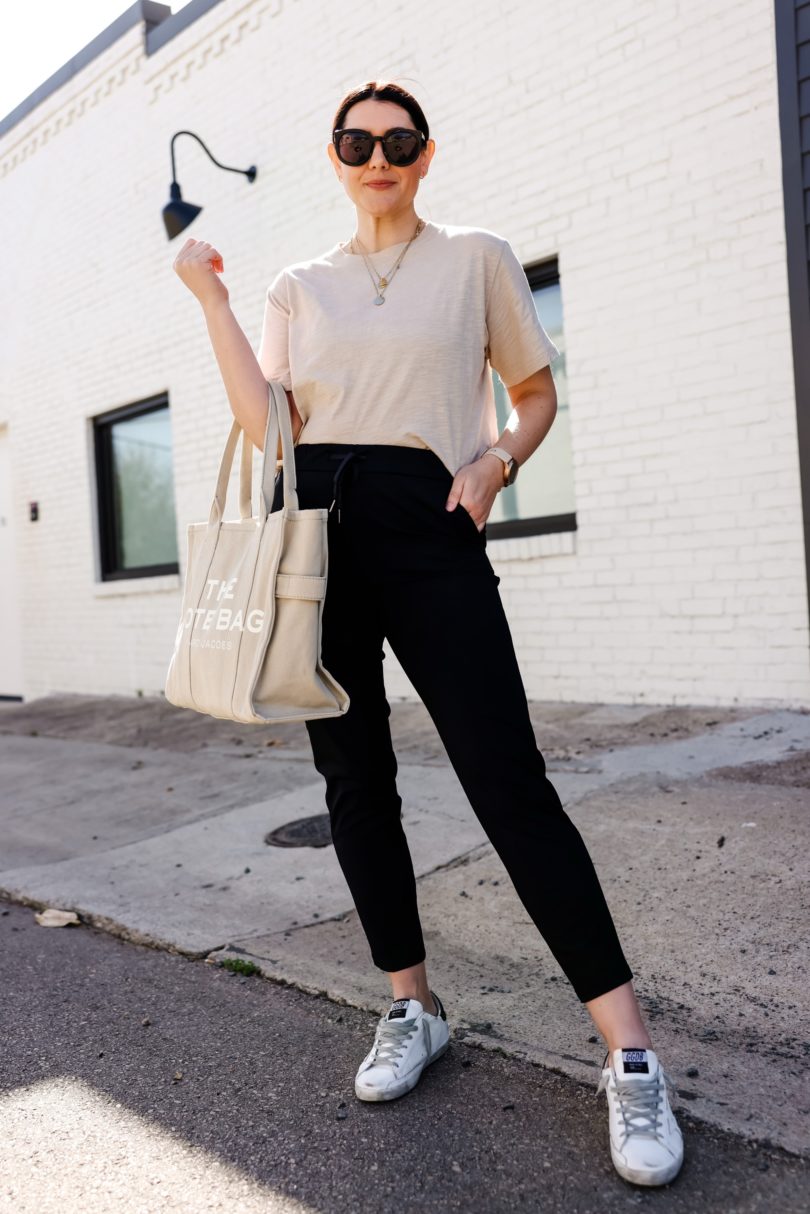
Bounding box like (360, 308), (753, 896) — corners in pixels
(453, 501), (483, 538)
(431, 475), (485, 543)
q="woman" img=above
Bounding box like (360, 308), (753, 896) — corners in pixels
(173, 79), (683, 1189)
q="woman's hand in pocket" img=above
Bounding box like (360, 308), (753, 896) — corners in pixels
(172, 237), (229, 309)
(445, 455), (504, 531)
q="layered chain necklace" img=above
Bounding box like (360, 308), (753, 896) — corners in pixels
(350, 218), (426, 305)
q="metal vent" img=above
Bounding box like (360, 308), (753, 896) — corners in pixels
(264, 813), (333, 848)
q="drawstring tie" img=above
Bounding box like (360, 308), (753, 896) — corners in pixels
(328, 451), (367, 523)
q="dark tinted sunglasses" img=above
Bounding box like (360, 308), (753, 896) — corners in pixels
(333, 127), (427, 167)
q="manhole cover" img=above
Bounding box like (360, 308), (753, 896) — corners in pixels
(265, 814), (333, 848)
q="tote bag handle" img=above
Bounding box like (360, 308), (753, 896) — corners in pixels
(207, 379), (299, 526)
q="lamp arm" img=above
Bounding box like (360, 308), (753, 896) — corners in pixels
(169, 129), (257, 184)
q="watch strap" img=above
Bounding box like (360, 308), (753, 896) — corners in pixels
(484, 446), (514, 486)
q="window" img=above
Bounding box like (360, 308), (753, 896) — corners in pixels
(94, 395), (179, 580)
(486, 259), (576, 539)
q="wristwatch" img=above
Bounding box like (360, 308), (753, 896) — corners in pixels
(483, 446), (519, 487)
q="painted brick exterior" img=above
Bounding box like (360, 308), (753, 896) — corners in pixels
(1, 0), (806, 707)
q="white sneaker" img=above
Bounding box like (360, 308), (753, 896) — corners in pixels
(596, 1046), (684, 1186)
(354, 991), (450, 1102)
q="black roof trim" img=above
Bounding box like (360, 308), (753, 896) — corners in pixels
(146, 0), (225, 54)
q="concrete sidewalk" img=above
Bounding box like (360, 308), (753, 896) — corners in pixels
(1, 693), (808, 1157)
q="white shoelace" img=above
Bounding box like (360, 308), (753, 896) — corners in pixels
(596, 1066), (678, 1144)
(368, 1015), (419, 1068)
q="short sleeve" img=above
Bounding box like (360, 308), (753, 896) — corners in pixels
(485, 240), (560, 387)
(257, 268), (293, 391)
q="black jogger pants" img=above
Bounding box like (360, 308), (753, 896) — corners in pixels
(270, 442), (633, 1004)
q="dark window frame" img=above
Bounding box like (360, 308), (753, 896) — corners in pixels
(485, 256), (576, 541)
(775, 0), (810, 645)
(94, 393), (179, 582)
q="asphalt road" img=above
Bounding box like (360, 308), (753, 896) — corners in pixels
(1, 900), (806, 1214)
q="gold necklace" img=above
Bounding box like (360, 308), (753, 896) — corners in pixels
(350, 218), (425, 305)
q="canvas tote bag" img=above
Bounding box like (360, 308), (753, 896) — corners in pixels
(164, 379), (350, 724)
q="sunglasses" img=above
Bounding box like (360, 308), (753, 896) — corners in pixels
(333, 126), (427, 167)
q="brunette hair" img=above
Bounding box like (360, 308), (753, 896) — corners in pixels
(332, 80), (430, 140)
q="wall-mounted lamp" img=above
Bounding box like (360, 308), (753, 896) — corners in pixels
(162, 130), (257, 239)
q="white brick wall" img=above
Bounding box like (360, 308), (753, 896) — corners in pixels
(1, 0), (806, 707)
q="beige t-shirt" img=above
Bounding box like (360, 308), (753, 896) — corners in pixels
(257, 219), (560, 477)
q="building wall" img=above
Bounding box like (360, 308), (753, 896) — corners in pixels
(1, 0), (806, 707)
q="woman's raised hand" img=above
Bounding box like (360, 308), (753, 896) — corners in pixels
(172, 237), (229, 309)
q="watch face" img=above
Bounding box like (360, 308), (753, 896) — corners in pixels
(507, 461), (518, 485)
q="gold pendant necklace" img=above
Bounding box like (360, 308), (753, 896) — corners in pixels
(351, 219), (425, 305)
